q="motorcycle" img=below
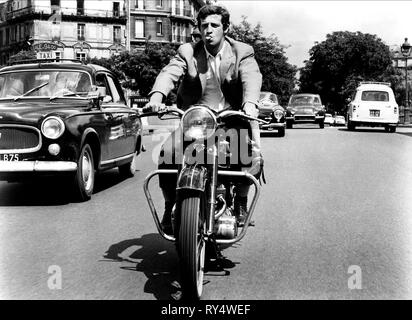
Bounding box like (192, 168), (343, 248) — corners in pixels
(141, 104), (267, 299)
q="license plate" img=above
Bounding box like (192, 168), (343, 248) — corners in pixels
(0, 154), (20, 161)
(370, 110), (380, 117)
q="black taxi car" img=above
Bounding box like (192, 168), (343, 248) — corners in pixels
(0, 59), (143, 201)
(257, 91), (286, 137)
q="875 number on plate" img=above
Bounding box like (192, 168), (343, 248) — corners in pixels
(0, 154), (19, 161)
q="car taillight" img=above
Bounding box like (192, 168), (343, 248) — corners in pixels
(394, 106), (398, 114)
(352, 105), (357, 112)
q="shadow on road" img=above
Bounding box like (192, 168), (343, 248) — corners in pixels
(260, 131), (282, 138)
(103, 233), (236, 300)
(0, 169), (133, 206)
(103, 233), (181, 300)
(397, 132), (412, 138)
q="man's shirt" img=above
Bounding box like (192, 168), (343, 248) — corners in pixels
(197, 41), (230, 111)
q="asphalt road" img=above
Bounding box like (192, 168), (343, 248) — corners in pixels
(1, 124), (412, 300)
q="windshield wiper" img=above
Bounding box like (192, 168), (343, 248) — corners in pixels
(14, 82), (49, 101)
(49, 92), (84, 101)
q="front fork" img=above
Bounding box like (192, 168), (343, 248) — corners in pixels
(143, 145), (261, 244)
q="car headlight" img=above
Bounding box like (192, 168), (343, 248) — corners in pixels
(273, 109), (283, 120)
(41, 116), (65, 139)
(181, 106), (217, 140)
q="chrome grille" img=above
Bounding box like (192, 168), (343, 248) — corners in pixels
(0, 126), (41, 153)
(295, 115), (315, 121)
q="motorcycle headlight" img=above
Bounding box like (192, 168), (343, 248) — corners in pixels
(41, 116), (65, 139)
(181, 106), (217, 140)
(273, 109), (283, 120)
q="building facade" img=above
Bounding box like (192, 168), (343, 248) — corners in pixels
(129, 0), (205, 50)
(0, 0), (128, 65)
(0, 0), (209, 65)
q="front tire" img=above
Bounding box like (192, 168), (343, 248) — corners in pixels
(319, 120), (325, 129)
(347, 119), (355, 131)
(119, 151), (138, 178)
(286, 121), (293, 129)
(278, 127), (285, 137)
(178, 196), (206, 300)
(73, 143), (95, 201)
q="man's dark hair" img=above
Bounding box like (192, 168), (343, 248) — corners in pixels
(197, 5), (230, 31)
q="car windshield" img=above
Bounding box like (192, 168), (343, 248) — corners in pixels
(290, 95), (318, 105)
(0, 70), (92, 99)
(361, 91), (389, 102)
(259, 92), (278, 103)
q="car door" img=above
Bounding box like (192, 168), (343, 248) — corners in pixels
(95, 72), (126, 164)
(97, 72), (138, 164)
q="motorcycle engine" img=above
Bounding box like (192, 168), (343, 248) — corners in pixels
(215, 208), (238, 239)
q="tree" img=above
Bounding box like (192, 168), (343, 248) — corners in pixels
(227, 16), (297, 105)
(91, 42), (177, 103)
(299, 31), (401, 114)
(7, 50), (37, 65)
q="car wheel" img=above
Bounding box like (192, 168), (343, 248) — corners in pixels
(73, 143), (95, 201)
(278, 127), (285, 137)
(319, 121), (324, 129)
(119, 150), (138, 178)
(347, 120), (355, 131)
(389, 126), (396, 133)
(286, 121), (293, 129)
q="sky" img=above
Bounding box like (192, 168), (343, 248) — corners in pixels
(219, 0), (412, 68)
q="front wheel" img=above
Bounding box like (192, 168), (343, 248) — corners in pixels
(73, 143), (95, 201)
(278, 127), (285, 137)
(119, 151), (138, 178)
(178, 196), (206, 300)
(347, 119), (355, 131)
(319, 120), (325, 129)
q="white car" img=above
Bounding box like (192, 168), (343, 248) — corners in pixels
(346, 82), (399, 132)
(334, 115), (346, 126)
(324, 113), (334, 126)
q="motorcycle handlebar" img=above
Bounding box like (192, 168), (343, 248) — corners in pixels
(138, 105), (269, 124)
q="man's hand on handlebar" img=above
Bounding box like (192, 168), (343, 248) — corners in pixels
(142, 102), (168, 114)
(242, 101), (259, 118)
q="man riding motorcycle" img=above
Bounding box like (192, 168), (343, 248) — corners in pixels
(143, 4), (263, 234)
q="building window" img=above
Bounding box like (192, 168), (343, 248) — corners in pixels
(135, 20), (144, 38)
(113, 2), (120, 17)
(51, 0), (60, 6)
(77, 0), (84, 15)
(76, 52), (87, 61)
(77, 24), (85, 41)
(135, 0), (144, 9)
(156, 21), (163, 36)
(113, 26), (121, 43)
(156, 0), (163, 8)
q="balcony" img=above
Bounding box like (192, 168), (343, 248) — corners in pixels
(2, 5), (126, 24)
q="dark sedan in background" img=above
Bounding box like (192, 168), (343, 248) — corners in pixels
(285, 93), (326, 129)
(257, 91), (286, 137)
(0, 59), (143, 201)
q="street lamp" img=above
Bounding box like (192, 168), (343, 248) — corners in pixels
(401, 38), (412, 122)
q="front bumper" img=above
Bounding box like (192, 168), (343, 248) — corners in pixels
(0, 161), (77, 173)
(286, 115), (324, 123)
(260, 122), (285, 130)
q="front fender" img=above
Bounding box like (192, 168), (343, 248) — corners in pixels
(176, 165), (207, 192)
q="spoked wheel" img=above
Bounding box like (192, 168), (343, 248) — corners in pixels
(73, 143), (95, 201)
(178, 195), (206, 300)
